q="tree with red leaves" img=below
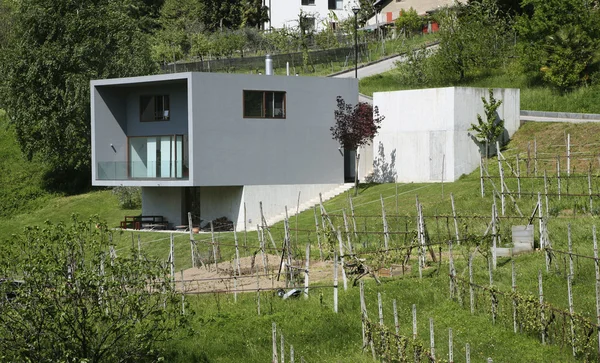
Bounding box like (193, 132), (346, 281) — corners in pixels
(331, 96), (385, 194)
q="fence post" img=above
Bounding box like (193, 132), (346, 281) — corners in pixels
(539, 270), (545, 345)
(313, 206), (323, 261)
(469, 254), (474, 314)
(516, 153), (521, 199)
(281, 333), (285, 363)
(210, 221), (218, 272)
(393, 299), (401, 359)
(568, 224), (574, 278)
(497, 141), (506, 216)
(429, 318), (435, 361)
(593, 225), (600, 359)
(534, 137), (538, 176)
(567, 133), (571, 176)
(480, 157), (485, 197)
(304, 243), (310, 299)
(451, 193), (460, 244)
(568, 273), (576, 357)
(448, 328), (453, 363)
(336, 229), (348, 291)
(381, 195), (390, 251)
(557, 156), (562, 200)
(512, 257), (517, 333)
(492, 204), (497, 270)
(466, 343), (471, 363)
(272, 322), (278, 363)
(589, 171), (593, 212)
(333, 253), (338, 313)
(544, 170), (549, 216)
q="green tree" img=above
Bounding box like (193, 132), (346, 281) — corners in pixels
(0, 0), (157, 192)
(395, 7), (422, 37)
(469, 89), (504, 158)
(240, 0), (269, 29)
(0, 216), (186, 362)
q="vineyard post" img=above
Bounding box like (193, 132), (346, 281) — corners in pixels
(342, 209), (352, 251)
(497, 141), (506, 215)
(210, 221), (218, 272)
(313, 206), (323, 261)
(296, 191), (301, 247)
(336, 229), (348, 291)
(512, 257), (517, 333)
(544, 170), (549, 216)
(534, 137), (538, 176)
(259, 224), (268, 275)
(244, 202), (247, 248)
(260, 201), (277, 249)
(466, 343), (471, 363)
(349, 195), (358, 240)
(538, 270), (545, 344)
(412, 304), (417, 340)
(567, 133), (571, 176)
(593, 225), (600, 359)
(451, 193), (460, 245)
(448, 328), (453, 363)
(538, 193), (544, 250)
(589, 171), (593, 211)
(256, 263), (261, 316)
(516, 153), (521, 199)
(568, 274), (576, 357)
(179, 269), (184, 293)
(304, 242), (309, 299)
(469, 254), (474, 314)
(272, 322), (278, 363)
(290, 346), (294, 363)
(234, 275), (238, 303)
(449, 239), (455, 299)
(489, 256), (496, 324)
(285, 218), (293, 287)
(333, 252), (338, 313)
(188, 212), (195, 268)
(557, 156), (562, 200)
(281, 333), (285, 363)
(492, 204), (497, 270)
(480, 157), (485, 197)
(360, 281), (366, 348)
(568, 224), (574, 278)
(137, 234), (141, 260)
(170, 233), (175, 282)
(527, 141), (531, 176)
(378, 293), (385, 352)
(234, 228), (241, 276)
(381, 195), (390, 251)
(429, 318), (435, 360)
(393, 299), (401, 358)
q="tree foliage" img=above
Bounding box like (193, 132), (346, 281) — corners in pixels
(0, 0), (157, 190)
(0, 216), (185, 362)
(331, 96), (384, 151)
(469, 89), (505, 158)
(394, 7), (422, 37)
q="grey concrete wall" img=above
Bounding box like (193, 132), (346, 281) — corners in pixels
(92, 87), (128, 178)
(198, 186), (244, 227)
(141, 187), (185, 227)
(190, 72), (357, 186)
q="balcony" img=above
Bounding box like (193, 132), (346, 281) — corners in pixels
(97, 161), (188, 180)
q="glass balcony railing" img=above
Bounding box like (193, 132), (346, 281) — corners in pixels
(97, 161), (188, 180)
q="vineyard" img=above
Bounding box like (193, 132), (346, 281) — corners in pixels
(101, 122), (600, 362)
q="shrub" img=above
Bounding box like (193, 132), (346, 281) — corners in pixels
(112, 186), (142, 209)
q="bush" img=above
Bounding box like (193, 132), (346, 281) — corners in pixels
(112, 186), (142, 209)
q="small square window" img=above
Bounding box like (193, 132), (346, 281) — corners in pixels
(140, 95), (170, 122)
(243, 91), (286, 119)
(301, 0), (315, 5)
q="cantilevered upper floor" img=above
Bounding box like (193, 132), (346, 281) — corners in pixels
(91, 72), (358, 187)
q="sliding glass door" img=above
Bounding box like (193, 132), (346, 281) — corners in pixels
(128, 135), (185, 179)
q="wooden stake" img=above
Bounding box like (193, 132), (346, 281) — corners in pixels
(243, 202), (247, 249)
(429, 318), (435, 360)
(333, 252), (338, 313)
(544, 170), (549, 216)
(448, 328), (453, 363)
(210, 221), (218, 272)
(568, 223), (574, 278)
(466, 343), (471, 363)
(568, 273), (576, 357)
(512, 257), (517, 334)
(593, 225), (600, 359)
(567, 133), (571, 176)
(469, 254), (474, 314)
(480, 157), (485, 197)
(557, 156), (562, 200)
(449, 239), (455, 299)
(497, 141), (506, 216)
(304, 243), (310, 299)
(342, 209), (352, 252)
(381, 195), (389, 251)
(188, 212), (196, 268)
(272, 322), (278, 363)
(281, 333), (285, 363)
(234, 227), (241, 276)
(516, 153), (521, 199)
(539, 270), (545, 344)
(589, 171), (594, 212)
(393, 299), (401, 359)
(290, 346), (294, 363)
(534, 138), (538, 176)
(451, 193), (460, 245)
(313, 206), (323, 261)
(137, 234), (141, 260)
(527, 141), (531, 176)
(336, 229), (348, 291)
(169, 234), (175, 282)
(412, 304), (417, 339)
(256, 263), (261, 316)
(538, 193), (544, 250)
(349, 195), (358, 240)
(492, 203), (497, 270)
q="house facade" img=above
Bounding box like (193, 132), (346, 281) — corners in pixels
(266, 0), (357, 31)
(365, 0), (467, 28)
(91, 72), (358, 229)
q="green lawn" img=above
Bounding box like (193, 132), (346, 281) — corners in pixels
(359, 67), (600, 114)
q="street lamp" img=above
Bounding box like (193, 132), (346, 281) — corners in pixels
(352, 6), (360, 79)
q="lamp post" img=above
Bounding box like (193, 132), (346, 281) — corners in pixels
(352, 6), (360, 79)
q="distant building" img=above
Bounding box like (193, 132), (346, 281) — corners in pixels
(365, 0), (467, 29)
(266, 0), (357, 31)
(91, 71), (357, 230)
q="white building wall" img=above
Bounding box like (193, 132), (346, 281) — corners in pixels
(142, 187), (185, 227)
(199, 186), (244, 228)
(268, 0), (356, 30)
(373, 87), (520, 183)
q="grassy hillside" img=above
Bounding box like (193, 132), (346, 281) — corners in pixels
(359, 68), (600, 114)
(2, 115), (600, 361)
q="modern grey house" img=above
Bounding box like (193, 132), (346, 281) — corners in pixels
(91, 72), (358, 229)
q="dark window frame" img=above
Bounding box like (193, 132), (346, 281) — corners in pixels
(243, 90), (287, 119)
(301, 0), (315, 5)
(140, 95), (170, 122)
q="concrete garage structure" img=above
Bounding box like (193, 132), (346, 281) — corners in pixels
(372, 87), (520, 183)
(91, 72), (357, 230)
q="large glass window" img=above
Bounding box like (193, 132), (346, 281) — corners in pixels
(243, 91), (286, 119)
(128, 135), (185, 178)
(140, 95), (170, 122)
